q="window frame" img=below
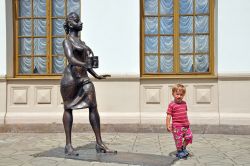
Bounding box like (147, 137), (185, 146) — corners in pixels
(13, 0), (81, 78)
(140, 0), (215, 78)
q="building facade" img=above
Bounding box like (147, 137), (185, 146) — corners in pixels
(0, 0), (250, 127)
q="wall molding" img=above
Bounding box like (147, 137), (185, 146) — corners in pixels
(6, 74), (140, 81)
(218, 73), (250, 79)
(0, 75), (6, 81)
(6, 73), (250, 81)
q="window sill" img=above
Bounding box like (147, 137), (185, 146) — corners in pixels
(140, 74), (218, 79)
(7, 76), (62, 80)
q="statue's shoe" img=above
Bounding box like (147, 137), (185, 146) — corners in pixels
(65, 145), (79, 156)
(96, 143), (117, 154)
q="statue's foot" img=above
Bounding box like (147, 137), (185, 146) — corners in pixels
(65, 144), (79, 156)
(96, 143), (117, 154)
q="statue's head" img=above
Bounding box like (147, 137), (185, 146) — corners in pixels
(64, 12), (82, 34)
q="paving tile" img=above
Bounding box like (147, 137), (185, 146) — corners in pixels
(234, 156), (250, 165)
(205, 158), (236, 166)
(0, 157), (21, 166)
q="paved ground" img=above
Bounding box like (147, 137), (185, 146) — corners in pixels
(0, 132), (250, 166)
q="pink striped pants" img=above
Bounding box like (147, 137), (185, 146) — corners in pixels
(172, 126), (193, 149)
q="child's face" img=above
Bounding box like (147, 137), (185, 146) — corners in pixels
(173, 90), (185, 103)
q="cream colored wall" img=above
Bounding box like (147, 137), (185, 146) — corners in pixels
(5, 76), (140, 124)
(0, 76), (7, 124)
(218, 74), (250, 125)
(92, 76), (140, 124)
(6, 79), (63, 124)
(3, 76), (250, 126)
(140, 79), (219, 125)
(140, 76), (250, 126)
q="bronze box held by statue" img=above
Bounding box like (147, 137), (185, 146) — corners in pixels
(89, 56), (99, 68)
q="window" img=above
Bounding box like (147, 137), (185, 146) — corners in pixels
(141, 0), (214, 78)
(14, 0), (80, 77)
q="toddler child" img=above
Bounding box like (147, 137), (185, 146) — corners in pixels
(166, 84), (193, 159)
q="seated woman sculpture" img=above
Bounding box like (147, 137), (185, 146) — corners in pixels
(60, 12), (116, 155)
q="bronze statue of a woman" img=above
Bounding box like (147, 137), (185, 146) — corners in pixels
(60, 12), (116, 155)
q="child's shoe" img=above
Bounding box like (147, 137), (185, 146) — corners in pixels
(176, 150), (187, 159)
(182, 147), (189, 156)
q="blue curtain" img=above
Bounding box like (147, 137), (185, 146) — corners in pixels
(19, 0), (31, 17)
(180, 55), (193, 72)
(19, 57), (32, 74)
(160, 55), (173, 72)
(160, 0), (173, 15)
(34, 19), (46, 36)
(52, 38), (65, 73)
(33, 0), (46, 17)
(179, 0), (193, 14)
(52, 0), (65, 17)
(196, 0), (209, 14)
(195, 54), (209, 72)
(145, 0), (158, 15)
(67, 0), (80, 15)
(145, 55), (158, 73)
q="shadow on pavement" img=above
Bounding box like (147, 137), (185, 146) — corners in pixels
(32, 143), (176, 166)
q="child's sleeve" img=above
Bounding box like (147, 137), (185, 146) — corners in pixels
(167, 103), (173, 115)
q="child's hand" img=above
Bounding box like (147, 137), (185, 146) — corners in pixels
(167, 125), (172, 132)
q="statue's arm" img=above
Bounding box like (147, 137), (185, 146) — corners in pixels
(87, 68), (111, 80)
(86, 45), (93, 55)
(63, 39), (88, 67)
(87, 68), (101, 79)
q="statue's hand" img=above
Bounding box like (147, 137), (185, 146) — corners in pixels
(102, 74), (111, 77)
(97, 74), (111, 79)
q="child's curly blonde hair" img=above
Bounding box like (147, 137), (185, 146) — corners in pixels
(172, 84), (186, 95)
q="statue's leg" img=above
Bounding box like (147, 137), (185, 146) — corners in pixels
(89, 106), (102, 144)
(63, 108), (79, 156)
(89, 106), (117, 153)
(63, 109), (72, 145)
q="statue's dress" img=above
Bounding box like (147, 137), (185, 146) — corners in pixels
(60, 37), (97, 110)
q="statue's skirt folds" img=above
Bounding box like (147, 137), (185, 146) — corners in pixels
(60, 66), (97, 110)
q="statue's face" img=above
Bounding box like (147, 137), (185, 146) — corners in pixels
(68, 15), (82, 31)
